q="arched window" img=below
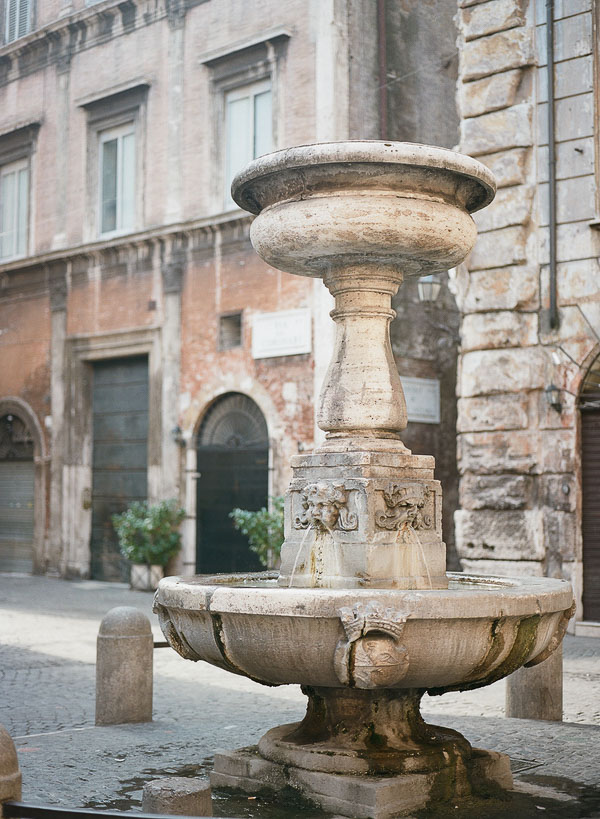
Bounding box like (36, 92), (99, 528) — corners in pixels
(579, 355), (600, 621)
(196, 393), (269, 573)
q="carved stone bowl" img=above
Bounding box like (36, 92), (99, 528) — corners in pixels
(155, 572), (571, 693)
(232, 141), (496, 278)
(155, 572), (572, 778)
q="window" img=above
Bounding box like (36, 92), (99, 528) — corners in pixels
(0, 158), (28, 260)
(80, 82), (148, 241)
(219, 312), (243, 350)
(98, 123), (135, 236)
(201, 30), (288, 214)
(4, 0), (30, 43)
(224, 80), (272, 208)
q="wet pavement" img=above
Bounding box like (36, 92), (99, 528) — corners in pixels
(0, 574), (599, 817)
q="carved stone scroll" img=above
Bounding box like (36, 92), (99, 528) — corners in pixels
(334, 601), (411, 688)
(294, 482), (358, 531)
(376, 481), (432, 531)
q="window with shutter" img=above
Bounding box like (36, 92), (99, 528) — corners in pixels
(4, 0), (30, 44)
(224, 80), (272, 209)
(98, 123), (136, 235)
(0, 158), (29, 260)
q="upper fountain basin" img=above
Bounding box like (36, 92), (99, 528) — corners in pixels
(154, 572), (572, 693)
(231, 141), (496, 278)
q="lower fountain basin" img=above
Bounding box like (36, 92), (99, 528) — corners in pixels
(154, 572), (573, 694)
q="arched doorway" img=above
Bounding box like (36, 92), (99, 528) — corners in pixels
(0, 413), (35, 572)
(580, 355), (600, 621)
(196, 393), (269, 573)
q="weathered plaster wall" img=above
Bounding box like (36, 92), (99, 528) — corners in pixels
(456, 0), (600, 619)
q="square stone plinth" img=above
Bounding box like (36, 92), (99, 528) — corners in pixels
(280, 448), (448, 589)
(210, 746), (512, 819)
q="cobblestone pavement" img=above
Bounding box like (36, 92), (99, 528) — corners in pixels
(0, 574), (599, 817)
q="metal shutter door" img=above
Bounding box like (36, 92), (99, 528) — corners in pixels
(0, 460), (34, 572)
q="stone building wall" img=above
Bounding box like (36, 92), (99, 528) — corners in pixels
(455, 0), (600, 623)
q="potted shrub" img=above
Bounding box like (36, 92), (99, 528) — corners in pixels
(229, 495), (285, 569)
(112, 499), (186, 590)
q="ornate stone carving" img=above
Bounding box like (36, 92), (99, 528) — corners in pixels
(334, 601), (412, 688)
(294, 482), (358, 531)
(376, 482), (432, 531)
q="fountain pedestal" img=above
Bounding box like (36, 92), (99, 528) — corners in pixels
(155, 142), (574, 818)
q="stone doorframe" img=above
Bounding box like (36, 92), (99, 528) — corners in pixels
(59, 327), (165, 577)
(0, 396), (48, 573)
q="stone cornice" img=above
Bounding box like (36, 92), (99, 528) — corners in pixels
(0, 210), (252, 277)
(0, 0), (207, 85)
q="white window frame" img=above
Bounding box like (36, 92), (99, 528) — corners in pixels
(0, 157), (29, 261)
(97, 122), (136, 238)
(223, 79), (273, 209)
(4, 0), (31, 44)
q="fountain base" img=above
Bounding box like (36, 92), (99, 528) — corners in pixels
(260, 687), (473, 775)
(211, 744), (512, 819)
(211, 686), (512, 817)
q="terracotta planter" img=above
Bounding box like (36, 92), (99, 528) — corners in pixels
(130, 563), (163, 591)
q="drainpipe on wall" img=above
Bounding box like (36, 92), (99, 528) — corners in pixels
(546, 0), (559, 330)
(377, 0), (388, 140)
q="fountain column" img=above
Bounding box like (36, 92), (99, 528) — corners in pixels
(318, 266), (407, 438)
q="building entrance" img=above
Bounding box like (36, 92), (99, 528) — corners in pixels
(196, 393), (268, 573)
(90, 356), (148, 581)
(580, 356), (600, 621)
(0, 414), (34, 572)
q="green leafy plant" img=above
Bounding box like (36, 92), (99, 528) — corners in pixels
(229, 495), (285, 568)
(112, 499), (186, 567)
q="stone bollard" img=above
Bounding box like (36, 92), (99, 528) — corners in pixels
(142, 777), (212, 816)
(505, 644), (563, 721)
(0, 724), (22, 817)
(96, 606), (153, 726)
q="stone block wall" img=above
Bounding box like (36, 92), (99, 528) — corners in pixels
(455, 0), (600, 618)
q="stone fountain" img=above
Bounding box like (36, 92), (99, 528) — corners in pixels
(154, 141), (574, 818)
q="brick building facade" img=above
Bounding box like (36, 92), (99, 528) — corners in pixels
(0, 0), (461, 580)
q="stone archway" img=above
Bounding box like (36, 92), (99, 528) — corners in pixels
(0, 400), (45, 573)
(579, 353), (600, 621)
(195, 393), (269, 573)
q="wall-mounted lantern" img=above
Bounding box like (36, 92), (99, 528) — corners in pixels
(545, 383), (562, 413)
(171, 425), (186, 447)
(417, 274), (442, 303)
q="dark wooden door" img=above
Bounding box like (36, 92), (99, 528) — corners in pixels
(90, 356), (148, 581)
(582, 405), (600, 621)
(196, 446), (267, 573)
(195, 393), (269, 573)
